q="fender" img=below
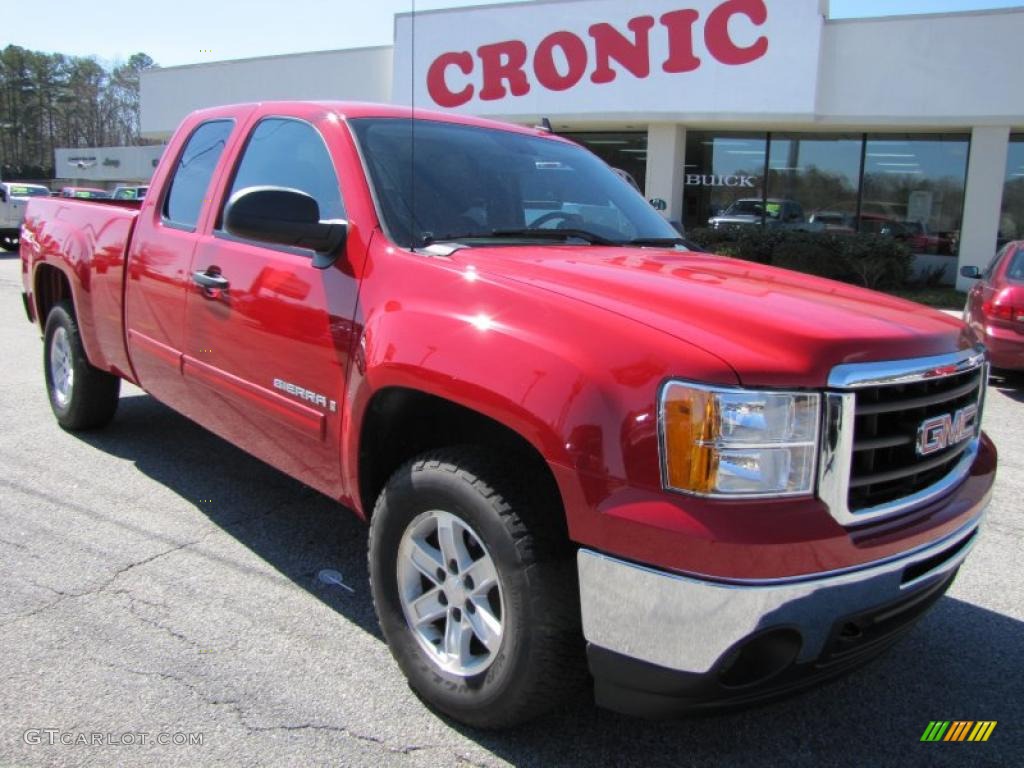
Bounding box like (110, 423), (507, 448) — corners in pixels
(342, 241), (738, 529)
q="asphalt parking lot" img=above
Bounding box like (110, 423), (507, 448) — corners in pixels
(0, 251), (1021, 767)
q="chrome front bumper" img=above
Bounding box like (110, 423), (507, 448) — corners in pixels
(578, 513), (983, 676)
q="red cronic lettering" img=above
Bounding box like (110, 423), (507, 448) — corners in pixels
(660, 9), (701, 73)
(477, 41), (531, 100)
(426, 52), (475, 107)
(705, 0), (769, 66)
(533, 31), (588, 91)
(588, 16), (656, 84)
(427, 2), (772, 105)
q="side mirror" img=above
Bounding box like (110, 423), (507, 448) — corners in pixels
(0, 188), (6, 203)
(224, 186), (347, 269)
(959, 265), (982, 279)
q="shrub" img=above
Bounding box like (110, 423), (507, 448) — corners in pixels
(687, 227), (913, 290)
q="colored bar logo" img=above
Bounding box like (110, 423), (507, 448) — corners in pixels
(921, 721), (997, 742)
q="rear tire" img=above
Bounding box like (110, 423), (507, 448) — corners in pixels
(368, 447), (585, 729)
(43, 301), (120, 430)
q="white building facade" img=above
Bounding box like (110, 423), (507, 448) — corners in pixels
(140, 0), (1024, 288)
(54, 145), (166, 183)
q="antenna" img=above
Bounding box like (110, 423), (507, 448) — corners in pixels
(409, 0), (416, 252)
(535, 118), (553, 133)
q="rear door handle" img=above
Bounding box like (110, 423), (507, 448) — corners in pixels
(192, 269), (229, 292)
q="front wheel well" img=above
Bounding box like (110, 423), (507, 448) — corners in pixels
(357, 387), (566, 534)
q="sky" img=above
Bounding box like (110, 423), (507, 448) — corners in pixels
(2, 0), (1022, 68)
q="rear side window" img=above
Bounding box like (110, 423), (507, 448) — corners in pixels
(223, 118), (344, 224)
(163, 120), (234, 229)
(984, 245), (1010, 279)
(1007, 247), (1024, 282)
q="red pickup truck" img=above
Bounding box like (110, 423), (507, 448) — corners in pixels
(20, 101), (995, 728)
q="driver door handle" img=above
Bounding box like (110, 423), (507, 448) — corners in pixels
(192, 269), (229, 293)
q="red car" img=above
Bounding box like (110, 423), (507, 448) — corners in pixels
(963, 242), (1024, 371)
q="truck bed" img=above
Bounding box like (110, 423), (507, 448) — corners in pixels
(22, 197), (141, 380)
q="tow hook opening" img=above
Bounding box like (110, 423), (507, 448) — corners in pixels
(718, 628), (802, 689)
(839, 622), (863, 641)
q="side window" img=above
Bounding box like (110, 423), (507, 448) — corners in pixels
(984, 245), (1009, 279)
(1007, 247), (1024, 282)
(224, 118), (345, 226)
(163, 120), (234, 229)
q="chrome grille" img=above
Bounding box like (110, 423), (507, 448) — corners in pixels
(848, 368), (983, 511)
(819, 348), (987, 526)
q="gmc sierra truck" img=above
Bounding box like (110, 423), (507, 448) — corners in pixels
(20, 102), (995, 728)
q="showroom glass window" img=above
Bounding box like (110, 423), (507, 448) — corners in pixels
(860, 134), (969, 256)
(766, 134), (862, 232)
(685, 132), (970, 257)
(683, 132), (768, 230)
(563, 132), (648, 193)
(999, 134), (1024, 249)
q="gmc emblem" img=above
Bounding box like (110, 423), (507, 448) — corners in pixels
(916, 404), (978, 457)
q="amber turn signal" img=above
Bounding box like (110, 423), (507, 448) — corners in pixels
(662, 386), (719, 493)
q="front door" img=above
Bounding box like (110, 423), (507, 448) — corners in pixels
(181, 114), (361, 499)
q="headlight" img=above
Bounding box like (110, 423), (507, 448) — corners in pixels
(659, 381), (820, 498)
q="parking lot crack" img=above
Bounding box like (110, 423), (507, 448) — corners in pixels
(245, 722), (434, 755)
(0, 532), (216, 628)
(93, 657), (244, 711)
(453, 753), (492, 768)
(0, 534), (30, 551)
(112, 588), (200, 647)
(85, 659), (435, 756)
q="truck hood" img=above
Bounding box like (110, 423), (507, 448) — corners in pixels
(451, 245), (975, 387)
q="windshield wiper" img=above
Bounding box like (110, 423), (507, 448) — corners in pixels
(418, 230), (704, 252)
(418, 232), (488, 247)
(626, 236), (703, 251)
(419, 228), (617, 247)
(488, 228), (618, 245)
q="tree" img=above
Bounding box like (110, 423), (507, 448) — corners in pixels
(0, 45), (156, 181)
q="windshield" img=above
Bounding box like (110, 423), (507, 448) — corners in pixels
(349, 118), (679, 248)
(723, 200), (767, 218)
(722, 200), (788, 220)
(6, 184), (49, 197)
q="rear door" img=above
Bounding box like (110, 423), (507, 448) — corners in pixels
(125, 114), (243, 410)
(180, 110), (363, 498)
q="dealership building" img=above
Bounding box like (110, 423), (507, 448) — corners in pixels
(139, 0), (1024, 288)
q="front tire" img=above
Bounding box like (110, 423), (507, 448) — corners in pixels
(369, 447), (584, 729)
(43, 301), (120, 430)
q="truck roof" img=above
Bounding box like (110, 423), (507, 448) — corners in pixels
(185, 101), (562, 141)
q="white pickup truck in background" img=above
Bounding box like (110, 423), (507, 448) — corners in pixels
(1, 182), (51, 251)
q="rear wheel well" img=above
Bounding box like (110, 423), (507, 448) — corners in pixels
(358, 388), (566, 535)
(34, 264), (72, 328)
